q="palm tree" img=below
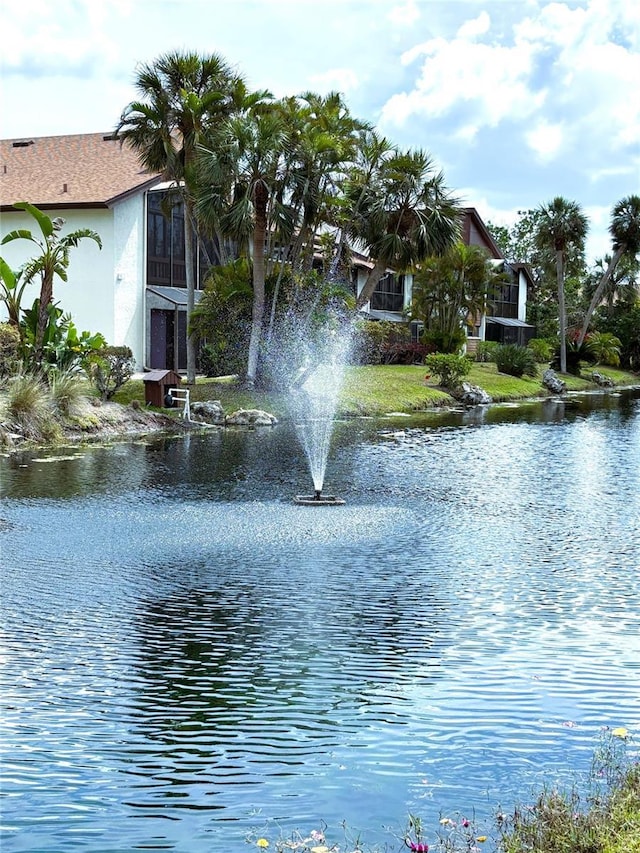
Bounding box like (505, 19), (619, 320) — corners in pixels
(534, 197), (589, 373)
(577, 194), (640, 346)
(411, 242), (509, 352)
(116, 50), (241, 383)
(1, 202), (101, 363)
(346, 148), (462, 310)
(196, 104), (291, 386)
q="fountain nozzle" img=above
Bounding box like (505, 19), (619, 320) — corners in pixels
(313, 489), (322, 501)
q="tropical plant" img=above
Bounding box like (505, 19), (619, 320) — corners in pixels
(534, 197), (589, 373)
(475, 340), (500, 363)
(190, 258), (253, 378)
(0, 202), (102, 364)
(0, 258), (30, 327)
(495, 343), (538, 378)
(593, 303), (640, 370)
(527, 337), (553, 363)
(20, 299), (106, 374)
(346, 148), (462, 310)
(551, 334), (596, 375)
(587, 331), (622, 367)
(488, 209), (586, 338)
(196, 102), (291, 386)
(424, 352), (472, 388)
(84, 346), (136, 401)
(411, 242), (509, 354)
(577, 194), (640, 346)
(116, 50), (242, 384)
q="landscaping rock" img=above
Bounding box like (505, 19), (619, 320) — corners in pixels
(542, 369), (566, 394)
(452, 382), (492, 406)
(225, 408), (278, 427)
(591, 371), (614, 388)
(191, 400), (226, 425)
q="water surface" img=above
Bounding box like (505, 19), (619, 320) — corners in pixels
(1, 390), (639, 852)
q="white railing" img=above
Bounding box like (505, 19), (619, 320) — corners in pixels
(168, 387), (191, 421)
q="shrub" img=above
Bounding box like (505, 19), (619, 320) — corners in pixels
(84, 346), (136, 400)
(551, 336), (596, 375)
(475, 340), (500, 363)
(21, 299), (106, 374)
(351, 320), (414, 365)
(588, 331), (622, 367)
(527, 337), (553, 363)
(6, 373), (60, 440)
(49, 369), (86, 416)
(421, 327), (467, 354)
(383, 341), (430, 365)
(496, 344), (538, 378)
(0, 322), (21, 385)
(424, 353), (472, 389)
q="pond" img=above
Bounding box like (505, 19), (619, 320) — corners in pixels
(1, 389), (639, 852)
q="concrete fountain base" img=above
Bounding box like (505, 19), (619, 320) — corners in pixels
(293, 494), (346, 506)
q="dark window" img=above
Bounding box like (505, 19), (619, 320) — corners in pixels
(370, 273), (405, 312)
(147, 191), (209, 289)
(492, 275), (519, 319)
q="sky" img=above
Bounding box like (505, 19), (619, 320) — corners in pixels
(1, 0), (639, 263)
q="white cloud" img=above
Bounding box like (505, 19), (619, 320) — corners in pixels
(525, 121), (564, 162)
(456, 10), (490, 40)
(2, 0), (127, 74)
(382, 35), (541, 129)
(381, 0), (640, 176)
(308, 68), (360, 95)
(387, 0), (420, 27)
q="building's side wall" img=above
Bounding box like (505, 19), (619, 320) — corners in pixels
(517, 268), (528, 322)
(1, 198), (148, 368)
(0, 206), (115, 344)
(113, 194), (146, 367)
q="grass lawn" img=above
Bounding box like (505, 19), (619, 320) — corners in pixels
(112, 363), (639, 419)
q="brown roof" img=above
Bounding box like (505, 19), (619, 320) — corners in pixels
(0, 132), (161, 210)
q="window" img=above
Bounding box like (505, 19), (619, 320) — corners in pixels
(147, 191), (216, 289)
(370, 273), (405, 312)
(492, 278), (519, 319)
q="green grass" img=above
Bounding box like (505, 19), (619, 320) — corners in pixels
(110, 364), (639, 419)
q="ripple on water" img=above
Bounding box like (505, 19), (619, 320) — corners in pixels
(1, 397), (639, 851)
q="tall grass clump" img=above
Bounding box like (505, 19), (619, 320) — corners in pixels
(6, 373), (60, 441)
(49, 369), (86, 416)
(498, 728), (639, 853)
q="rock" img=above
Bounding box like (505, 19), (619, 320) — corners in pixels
(225, 408), (278, 427)
(542, 369), (566, 394)
(191, 400), (226, 425)
(452, 382), (492, 406)
(591, 371), (614, 388)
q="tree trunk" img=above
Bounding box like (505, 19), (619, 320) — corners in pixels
(246, 182), (268, 387)
(184, 198), (197, 384)
(355, 258), (388, 310)
(35, 270), (54, 364)
(557, 250), (567, 374)
(576, 246), (623, 347)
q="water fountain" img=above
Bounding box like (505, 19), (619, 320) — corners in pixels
(287, 328), (350, 506)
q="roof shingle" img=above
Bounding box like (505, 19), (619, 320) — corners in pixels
(0, 132), (161, 209)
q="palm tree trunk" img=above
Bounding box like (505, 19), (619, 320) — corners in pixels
(184, 198), (197, 384)
(355, 258), (388, 310)
(246, 182), (268, 386)
(35, 270), (54, 364)
(557, 250), (567, 374)
(576, 246), (623, 347)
